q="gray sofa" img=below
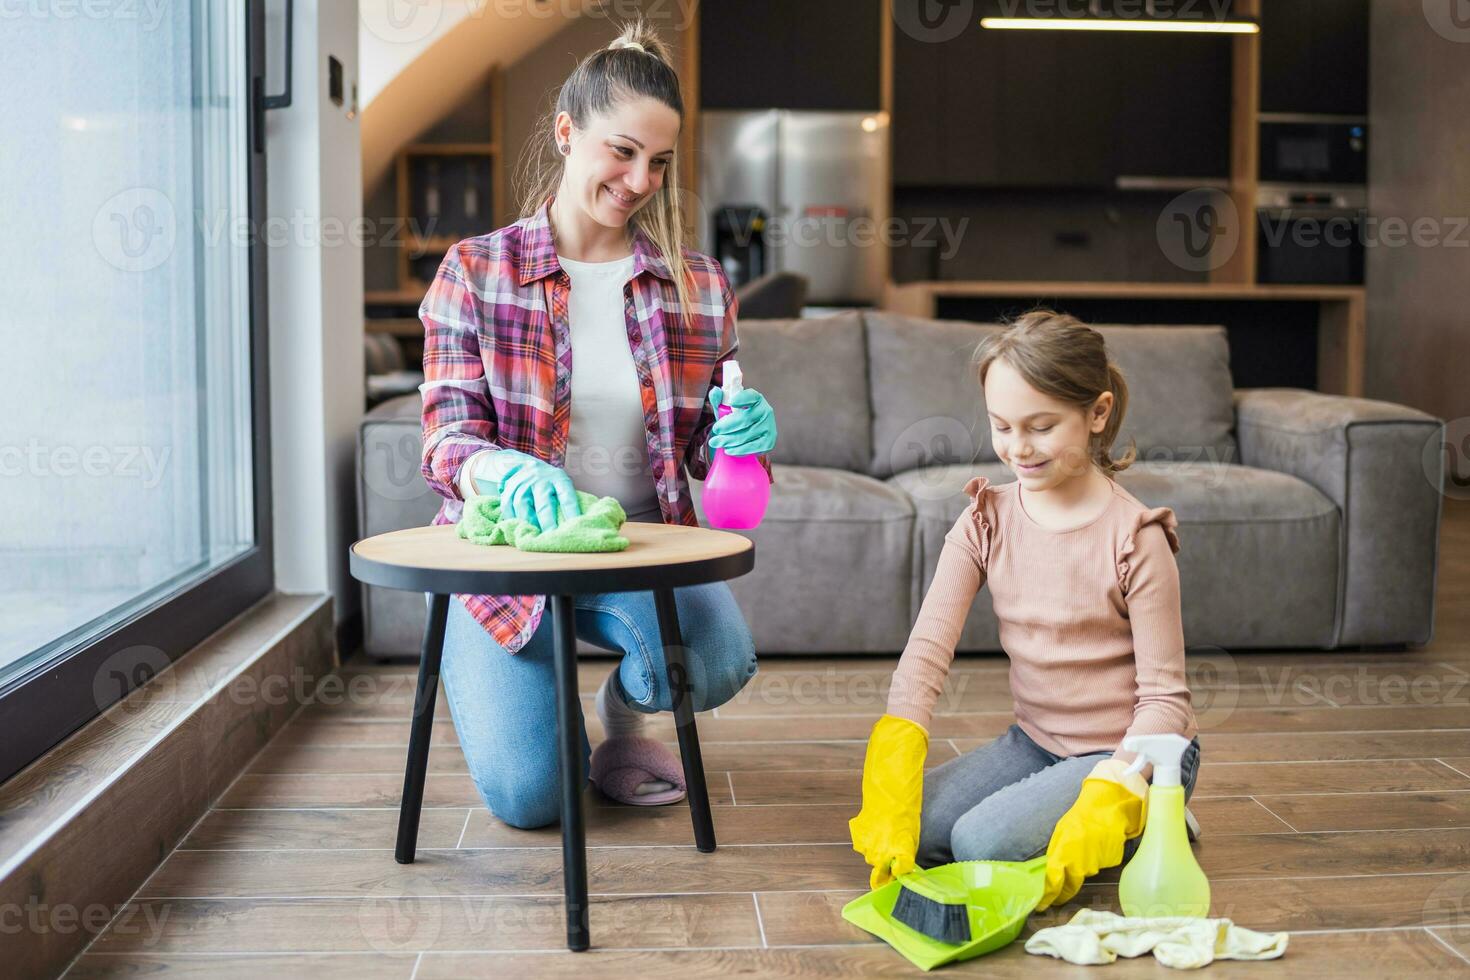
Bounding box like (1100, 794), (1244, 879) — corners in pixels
(357, 311), (1444, 658)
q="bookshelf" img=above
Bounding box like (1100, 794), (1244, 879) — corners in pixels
(387, 66), (506, 298)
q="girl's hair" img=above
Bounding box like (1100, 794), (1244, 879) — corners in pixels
(974, 309), (1137, 476)
(514, 17), (698, 325)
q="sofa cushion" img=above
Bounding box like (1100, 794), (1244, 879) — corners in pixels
(1097, 325), (1237, 469)
(692, 465), (914, 653)
(358, 393), (443, 657)
(863, 313), (1238, 477)
(890, 460), (1339, 651)
(864, 312), (1000, 478)
(729, 312), (873, 472)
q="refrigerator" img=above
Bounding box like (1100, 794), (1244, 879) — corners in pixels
(699, 110), (890, 306)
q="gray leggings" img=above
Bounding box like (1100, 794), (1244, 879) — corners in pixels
(918, 724), (1202, 867)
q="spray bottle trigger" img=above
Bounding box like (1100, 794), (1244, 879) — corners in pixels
(1123, 755), (1147, 779)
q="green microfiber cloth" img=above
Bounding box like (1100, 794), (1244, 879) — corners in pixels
(456, 489), (630, 553)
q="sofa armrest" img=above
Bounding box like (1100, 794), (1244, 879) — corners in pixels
(1234, 388), (1444, 646)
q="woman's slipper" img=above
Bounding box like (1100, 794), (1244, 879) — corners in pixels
(589, 735), (688, 806)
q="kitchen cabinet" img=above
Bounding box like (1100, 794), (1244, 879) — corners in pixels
(1104, 33), (1232, 180)
(891, 10), (946, 186)
(700, 0), (882, 111)
(1260, 0), (1369, 115)
(893, 15), (1231, 187)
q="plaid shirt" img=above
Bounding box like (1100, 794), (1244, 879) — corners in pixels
(418, 196), (772, 652)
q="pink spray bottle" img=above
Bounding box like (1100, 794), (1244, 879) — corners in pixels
(701, 360), (771, 530)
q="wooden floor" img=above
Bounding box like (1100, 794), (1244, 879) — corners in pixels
(66, 500), (1470, 977)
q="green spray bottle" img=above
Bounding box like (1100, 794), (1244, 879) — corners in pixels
(1117, 733), (1211, 918)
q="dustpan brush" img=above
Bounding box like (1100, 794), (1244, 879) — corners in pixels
(890, 874), (972, 945)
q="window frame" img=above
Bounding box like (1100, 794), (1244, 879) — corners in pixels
(0, 0), (275, 786)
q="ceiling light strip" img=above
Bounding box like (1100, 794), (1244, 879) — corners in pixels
(979, 17), (1260, 34)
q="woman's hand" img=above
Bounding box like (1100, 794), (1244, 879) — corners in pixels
(849, 714), (929, 889)
(707, 386), (777, 456)
(493, 450), (582, 532)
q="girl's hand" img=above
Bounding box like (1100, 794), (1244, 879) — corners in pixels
(1036, 759), (1149, 909)
(707, 386), (777, 456)
(849, 714), (929, 889)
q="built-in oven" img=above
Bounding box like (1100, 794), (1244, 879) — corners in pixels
(1258, 118), (1367, 185)
(1255, 185), (1366, 285)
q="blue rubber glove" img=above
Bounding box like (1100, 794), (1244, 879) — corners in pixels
(707, 386), (778, 457)
(491, 449), (582, 532)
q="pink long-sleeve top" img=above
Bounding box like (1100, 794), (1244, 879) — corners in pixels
(887, 476), (1198, 758)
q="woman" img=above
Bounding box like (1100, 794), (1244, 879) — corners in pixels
(417, 21), (778, 828)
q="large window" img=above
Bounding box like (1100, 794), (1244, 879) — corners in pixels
(0, 1), (273, 783)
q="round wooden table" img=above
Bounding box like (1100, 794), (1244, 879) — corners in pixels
(349, 521), (755, 952)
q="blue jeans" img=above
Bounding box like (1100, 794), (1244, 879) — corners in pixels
(434, 583), (758, 829)
(918, 724), (1202, 866)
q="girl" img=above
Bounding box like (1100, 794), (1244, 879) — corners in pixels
(849, 311), (1200, 910)
(417, 21), (777, 827)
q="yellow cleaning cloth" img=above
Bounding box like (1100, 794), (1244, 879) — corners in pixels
(1024, 908), (1288, 969)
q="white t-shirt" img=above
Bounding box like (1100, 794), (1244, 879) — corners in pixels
(458, 252), (662, 522)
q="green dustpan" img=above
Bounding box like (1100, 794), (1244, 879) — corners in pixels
(841, 855), (1048, 971)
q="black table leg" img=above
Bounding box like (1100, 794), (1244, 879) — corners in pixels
(550, 594), (590, 952)
(396, 592), (448, 865)
(654, 588), (716, 853)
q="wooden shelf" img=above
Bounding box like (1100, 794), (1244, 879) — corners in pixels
(1215, 0), (1262, 284)
(406, 234), (463, 254)
(887, 280), (1365, 303)
(403, 142), (499, 157)
(366, 288), (428, 306)
(884, 278), (1366, 397)
(392, 66), (505, 297)
(365, 317), (425, 338)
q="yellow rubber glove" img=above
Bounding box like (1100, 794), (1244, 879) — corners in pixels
(1037, 758), (1150, 910)
(848, 714), (929, 890)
